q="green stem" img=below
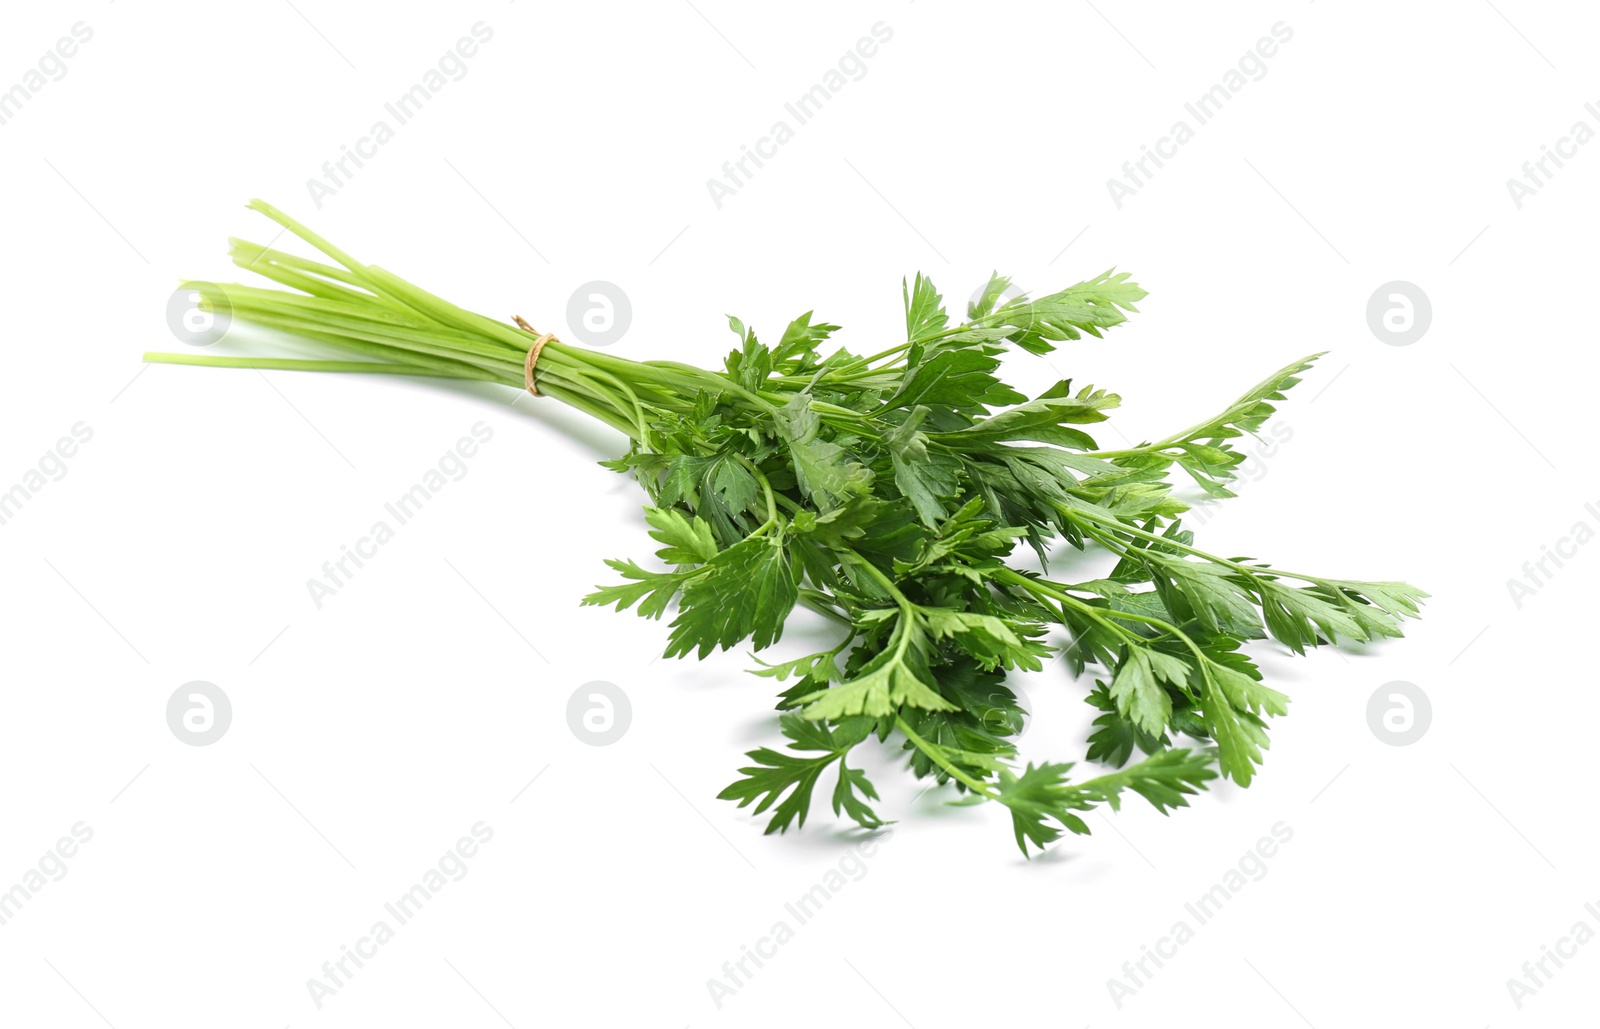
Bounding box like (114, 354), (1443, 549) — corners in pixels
(993, 567), (1130, 640)
(141, 352), (500, 379)
(734, 454), (780, 528)
(797, 590), (852, 626)
(1062, 502), (1327, 586)
(995, 566), (1219, 674)
(894, 716), (998, 799)
(848, 551), (912, 607)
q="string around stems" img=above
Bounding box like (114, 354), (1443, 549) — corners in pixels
(513, 314), (555, 397)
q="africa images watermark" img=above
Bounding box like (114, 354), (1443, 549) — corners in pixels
(706, 21), (895, 209)
(306, 22), (496, 208)
(0, 21), (94, 129)
(1505, 898), (1600, 1010)
(1505, 499), (1600, 609)
(1106, 21), (1294, 209)
(0, 421), (94, 528)
(1106, 821), (1294, 1009)
(1188, 419), (1293, 529)
(0, 822), (94, 928)
(306, 422), (494, 607)
(306, 821), (495, 1009)
(1505, 101), (1600, 209)
(706, 830), (892, 1008)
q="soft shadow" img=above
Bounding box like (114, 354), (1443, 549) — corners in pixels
(771, 823), (899, 856)
(1030, 844), (1089, 867)
(729, 710), (784, 745)
(375, 375), (629, 459)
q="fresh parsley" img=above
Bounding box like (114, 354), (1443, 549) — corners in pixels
(148, 202), (1426, 856)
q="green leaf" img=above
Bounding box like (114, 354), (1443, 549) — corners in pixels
(581, 559), (691, 620)
(1076, 748), (1219, 815)
(884, 409), (963, 527)
(937, 661), (1027, 737)
(700, 455), (763, 539)
(832, 761), (886, 829)
(919, 607), (1044, 672)
(1201, 676), (1271, 786)
(775, 395), (873, 509)
(799, 614), (957, 719)
(717, 715), (854, 834)
(644, 506), (719, 564)
(885, 348), (1024, 412)
(666, 537), (798, 658)
(1216, 354), (1320, 433)
(978, 269), (1146, 355)
(934, 383), (1120, 448)
(1108, 647), (1188, 736)
(773, 310), (840, 367)
(1158, 558), (1263, 637)
(655, 454), (710, 509)
(1259, 580), (1370, 651)
(995, 747), (1217, 856)
(904, 272), (949, 344)
(967, 272), (1013, 321)
(1204, 643), (1288, 718)
(751, 647), (842, 684)
(1110, 354), (1324, 489)
(1084, 682), (1170, 767)
(996, 762), (1089, 855)
(724, 316), (772, 393)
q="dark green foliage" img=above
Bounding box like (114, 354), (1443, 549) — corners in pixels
(576, 271), (1424, 854)
(154, 205), (1424, 857)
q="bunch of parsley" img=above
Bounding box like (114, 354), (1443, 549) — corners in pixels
(148, 202), (1425, 855)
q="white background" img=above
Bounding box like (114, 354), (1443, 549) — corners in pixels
(0, 1), (1593, 1025)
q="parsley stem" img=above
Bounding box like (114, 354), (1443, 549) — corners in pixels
(847, 551), (912, 607)
(995, 566), (1213, 670)
(822, 341), (913, 379)
(819, 319), (975, 380)
(140, 352), (487, 379)
(893, 716), (998, 800)
(536, 382), (641, 439)
(733, 454), (779, 528)
(1062, 503), (1328, 586)
(992, 567), (1130, 640)
(796, 590), (852, 626)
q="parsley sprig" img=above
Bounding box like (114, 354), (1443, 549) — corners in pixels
(147, 202), (1425, 856)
